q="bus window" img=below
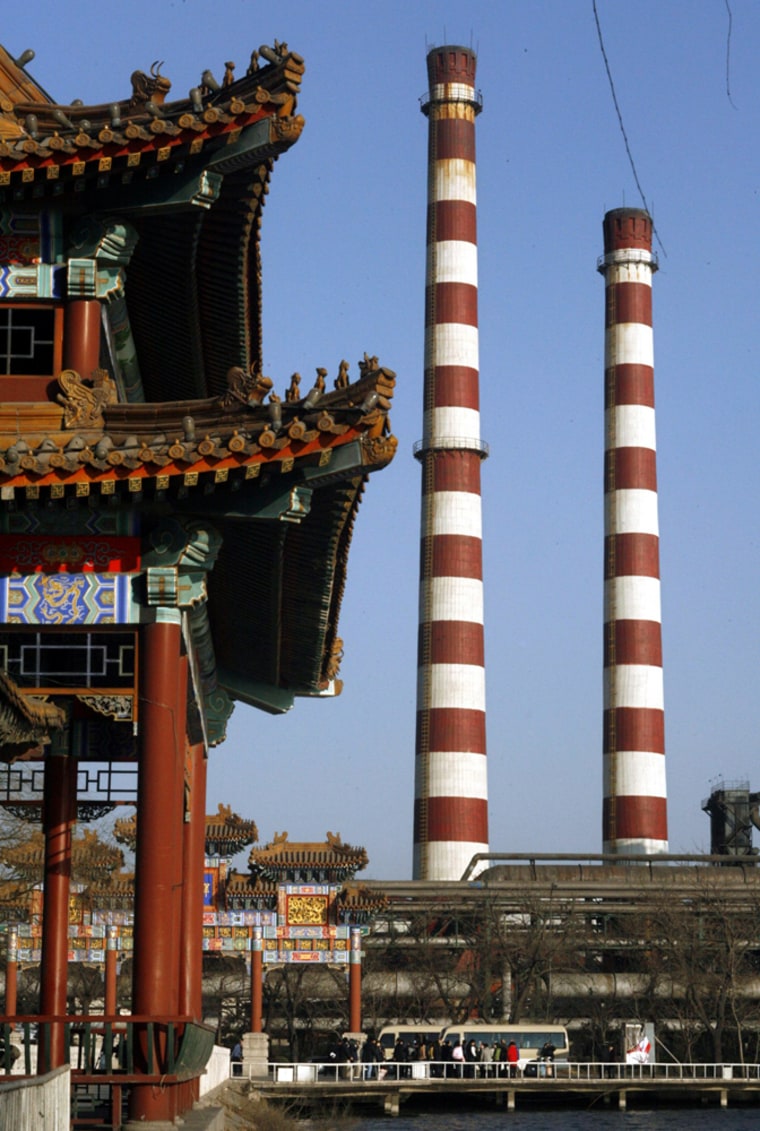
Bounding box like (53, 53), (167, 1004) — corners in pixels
(377, 1025), (443, 1060)
(439, 1024), (569, 1061)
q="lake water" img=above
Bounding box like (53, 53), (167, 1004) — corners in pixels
(329, 1107), (760, 1130)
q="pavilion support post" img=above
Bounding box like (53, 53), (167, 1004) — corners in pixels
(105, 926), (118, 1017)
(39, 750), (76, 1073)
(250, 926), (263, 1034)
(64, 298), (101, 379)
(242, 927), (269, 1078)
(169, 653), (189, 1012)
(4, 926), (17, 1016)
(178, 739), (206, 1109)
(349, 926), (362, 1034)
(128, 615), (186, 1127)
(179, 741), (207, 1022)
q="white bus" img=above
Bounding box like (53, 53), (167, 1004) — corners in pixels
(377, 1024), (444, 1060)
(439, 1022), (570, 1062)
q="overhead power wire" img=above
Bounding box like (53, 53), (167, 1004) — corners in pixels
(725, 0), (738, 110)
(592, 0), (666, 257)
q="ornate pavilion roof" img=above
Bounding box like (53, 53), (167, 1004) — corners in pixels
(248, 829), (369, 880)
(205, 803), (258, 855)
(223, 869), (387, 923)
(83, 870), (135, 912)
(0, 39), (397, 739)
(0, 878), (36, 918)
(0, 821), (388, 922)
(1, 826), (123, 882)
(0, 668), (65, 754)
(338, 882), (389, 919)
(0, 46), (50, 129)
(114, 803), (258, 857)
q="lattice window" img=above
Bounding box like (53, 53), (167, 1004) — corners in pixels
(0, 631), (136, 691)
(0, 306), (56, 375)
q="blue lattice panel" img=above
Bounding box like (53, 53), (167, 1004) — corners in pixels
(203, 930), (252, 953)
(201, 911), (275, 927)
(261, 924), (351, 964)
(14, 921), (135, 963)
(201, 909), (276, 952)
(0, 262), (64, 298)
(91, 911), (133, 926)
(263, 949), (350, 965)
(0, 572), (138, 624)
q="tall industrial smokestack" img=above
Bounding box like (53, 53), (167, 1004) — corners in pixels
(413, 45), (489, 881)
(599, 208), (668, 854)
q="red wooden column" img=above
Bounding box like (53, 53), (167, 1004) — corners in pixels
(39, 751), (76, 1073)
(177, 735), (205, 1111)
(129, 615), (186, 1125)
(179, 741), (207, 1021)
(64, 299), (101, 379)
(4, 926), (17, 1016)
(104, 926), (118, 1017)
(348, 927), (361, 1033)
(170, 654), (189, 1007)
(250, 927), (263, 1034)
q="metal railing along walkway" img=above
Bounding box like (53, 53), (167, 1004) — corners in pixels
(234, 1059), (760, 1114)
(235, 1059), (760, 1084)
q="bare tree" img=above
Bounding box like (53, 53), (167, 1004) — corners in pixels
(471, 890), (592, 1023)
(263, 965), (350, 1060)
(643, 871), (760, 1063)
(362, 899), (478, 1028)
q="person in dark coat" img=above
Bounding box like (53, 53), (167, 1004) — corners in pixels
(429, 1036), (442, 1078)
(440, 1038), (454, 1078)
(392, 1037), (409, 1079)
(361, 1037), (378, 1080)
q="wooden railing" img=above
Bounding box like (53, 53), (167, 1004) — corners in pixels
(0, 1065), (70, 1130)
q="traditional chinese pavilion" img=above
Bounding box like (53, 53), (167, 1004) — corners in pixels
(113, 817), (386, 1016)
(0, 36), (395, 1126)
(224, 829), (387, 925)
(0, 809), (384, 964)
(0, 812), (386, 1060)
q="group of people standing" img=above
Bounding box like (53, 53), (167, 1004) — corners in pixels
(450, 1037), (522, 1078)
(328, 1035), (393, 1080)
(390, 1035), (522, 1079)
(325, 1032), (558, 1081)
(360, 1036), (385, 1079)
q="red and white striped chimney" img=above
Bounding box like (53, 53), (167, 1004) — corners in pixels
(599, 207), (668, 854)
(413, 45), (489, 881)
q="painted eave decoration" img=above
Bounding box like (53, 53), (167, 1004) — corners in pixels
(0, 39), (397, 727)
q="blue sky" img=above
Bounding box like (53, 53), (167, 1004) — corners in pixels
(10, 1), (759, 877)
